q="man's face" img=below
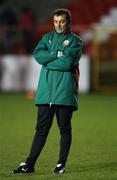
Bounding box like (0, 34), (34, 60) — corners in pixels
(54, 15), (67, 33)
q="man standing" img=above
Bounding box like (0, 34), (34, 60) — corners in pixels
(12, 8), (83, 174)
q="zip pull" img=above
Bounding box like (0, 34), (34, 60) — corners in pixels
(50, 102), (52, 107)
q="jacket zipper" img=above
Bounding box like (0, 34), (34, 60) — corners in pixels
(46, 70), (52, 108)
(48, 83), (52, 108)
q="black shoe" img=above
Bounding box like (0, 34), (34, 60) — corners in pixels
(53, 163), (65, 174)
(12, 162), (35, 174)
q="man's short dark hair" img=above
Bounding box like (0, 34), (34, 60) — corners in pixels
(53, 8), (71, 23)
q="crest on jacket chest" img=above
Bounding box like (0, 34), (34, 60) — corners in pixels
(63, 40), (70, 46)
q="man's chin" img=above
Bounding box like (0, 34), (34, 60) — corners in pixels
(56, 30), (64, 33)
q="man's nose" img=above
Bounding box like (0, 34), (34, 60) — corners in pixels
(58, 23), (61, 27)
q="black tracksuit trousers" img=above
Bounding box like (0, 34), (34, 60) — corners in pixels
(26, 105), (74, 167)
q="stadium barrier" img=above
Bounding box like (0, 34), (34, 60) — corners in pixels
(0, 55), (90, 93)
(92, 25), (117, 92)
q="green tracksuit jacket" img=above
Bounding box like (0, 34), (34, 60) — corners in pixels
(34, 30), (83, 110)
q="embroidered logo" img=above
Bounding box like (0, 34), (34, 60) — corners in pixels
(49, 40), (51, 44)
(63, 40), (70, 46)
(57, 51), (63, 58)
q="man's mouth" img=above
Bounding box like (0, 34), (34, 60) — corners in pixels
(57, 28), (62, 31)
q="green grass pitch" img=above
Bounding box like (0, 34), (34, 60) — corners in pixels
(0, 93), (117, 180)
